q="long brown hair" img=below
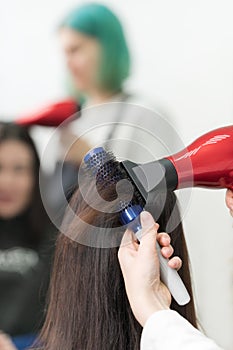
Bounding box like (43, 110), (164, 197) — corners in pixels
(37, 181), (197, 350)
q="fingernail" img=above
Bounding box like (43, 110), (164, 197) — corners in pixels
(164, 236), (170, 244)
(140, 211), (155, 228)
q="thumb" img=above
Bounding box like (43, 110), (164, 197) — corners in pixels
(118, 229), (138, 267)
(139, 211), (159, 255)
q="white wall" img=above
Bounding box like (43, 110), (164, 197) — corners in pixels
(0, 0), (233, 348)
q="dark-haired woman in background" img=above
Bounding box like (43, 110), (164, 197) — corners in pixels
(36, 177), (197, 349)
(0, 123), (55, 349)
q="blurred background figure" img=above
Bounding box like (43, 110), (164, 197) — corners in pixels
(45, 3), (173, 222)
(59, 3), (130, 106)
(0, 123), (54, 350)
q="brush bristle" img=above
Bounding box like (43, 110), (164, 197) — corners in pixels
(84, 149), (145, 210)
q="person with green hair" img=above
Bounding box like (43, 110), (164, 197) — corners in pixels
(48, 2), (173, 222)
(59, 2), (131, 105)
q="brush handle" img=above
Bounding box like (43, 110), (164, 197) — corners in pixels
(135, 229), (190, 306)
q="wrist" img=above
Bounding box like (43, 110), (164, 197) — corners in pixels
(130, 291), (170, 327)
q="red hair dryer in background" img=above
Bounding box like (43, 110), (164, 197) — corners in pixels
(16, 99), (79, 127)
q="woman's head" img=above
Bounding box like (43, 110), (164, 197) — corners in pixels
(0, 123), (49, 242)
(0, 123), (39, 219)
(39, 184), (197, 350)
(59, 3), (130, 95)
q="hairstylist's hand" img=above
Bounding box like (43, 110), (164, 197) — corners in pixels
(226, 189), (233, 217)
(118, 211), (181, 327)
(0, 333), (17, 350)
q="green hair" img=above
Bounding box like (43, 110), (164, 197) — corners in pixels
(61, 3), (131, 93)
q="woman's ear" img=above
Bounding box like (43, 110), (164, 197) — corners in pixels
(225, 189), (233, 217)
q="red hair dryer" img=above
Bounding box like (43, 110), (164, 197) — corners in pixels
(16, 99), (79, 127)
(167, 125), (233, 191)
(122, 125), (233, 199)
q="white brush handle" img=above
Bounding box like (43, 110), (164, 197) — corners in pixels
(135, 229), (190, 306)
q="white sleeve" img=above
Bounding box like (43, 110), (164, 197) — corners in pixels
(140, 310), (223, 350)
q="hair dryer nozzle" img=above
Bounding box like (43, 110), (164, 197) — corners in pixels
(16, 99), (79, 127)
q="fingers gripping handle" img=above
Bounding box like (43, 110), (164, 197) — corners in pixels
(135, 230), (191, 306)
(155, 241), (190, 305)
